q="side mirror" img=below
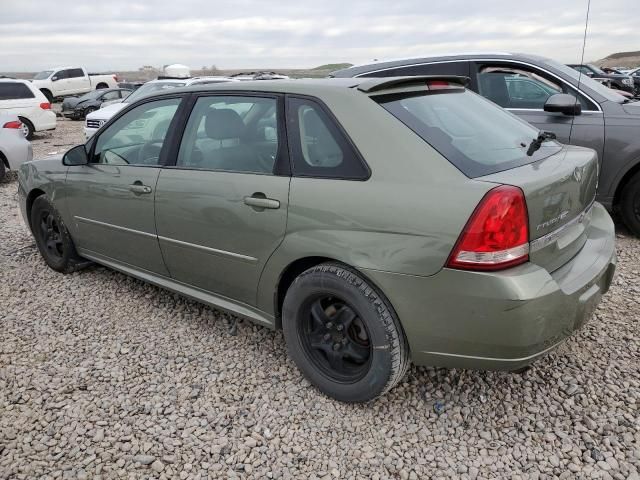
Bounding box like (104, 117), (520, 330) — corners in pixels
(544, 93), (582, 116)
(51, 76), (59, 81)
(585, 71), (594, 77)
(62, 145), (89, 166)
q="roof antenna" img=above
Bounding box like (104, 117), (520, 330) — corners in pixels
(570, 0), (591, 142)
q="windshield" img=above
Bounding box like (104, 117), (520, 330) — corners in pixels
(544, 59), (626, 103)
(588, 64), (605, 74)
(375, 89), (562, 178)
(33, 70), (53, 80)
(124, 81), (186, 103)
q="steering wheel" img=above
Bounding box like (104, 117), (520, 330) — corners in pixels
(137, 141), (163, 165)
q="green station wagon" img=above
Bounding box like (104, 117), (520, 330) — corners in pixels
(18, 77), (617, 402)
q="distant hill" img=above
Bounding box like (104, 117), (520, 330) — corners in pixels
(309, 63), (354, 71)
(594, 51), (640, 68)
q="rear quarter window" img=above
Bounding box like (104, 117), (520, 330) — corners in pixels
(0, 83), (36, 100)
(375, 89), (562, 178)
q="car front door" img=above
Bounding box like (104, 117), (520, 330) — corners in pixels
(52, 69), (70, 96)
(65, 96), (183, 275)
(471, 61), (605, 161)
(67, 68), (89, 95)
(154, 94), (290, 306)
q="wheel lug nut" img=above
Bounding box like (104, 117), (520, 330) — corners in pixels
(323, 333), (331, 341)
(333, 343), (340, 351)
(336, 324), (344, 331)
(326, 322), (333, 329)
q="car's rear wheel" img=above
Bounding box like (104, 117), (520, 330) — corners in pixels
(282, 263), (410, 402)
(30, 196), (89, 273)
(620, 171), (640, 236)
(0, 156), (6, 182)
(18, 117), (34, 140)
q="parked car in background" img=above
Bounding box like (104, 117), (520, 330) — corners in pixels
(566, 63), (635, 94)
(118, 81), (145, 91)
(19, 77), (616, 402)
(61, 88), (132, 120)
(333, 53), (640, 236)
(0, 78), (56, 139)
(31, 67), (118, 102)
(231, 71), (290, 80)
(624, 67), (640, 96)
(0, 113), (32, 180)
(84, 76), (238, 138)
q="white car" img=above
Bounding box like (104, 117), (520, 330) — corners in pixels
(0, 79), (56, 139)
(31, 66), (118, 103)
(0, 113), (32, 181)
(84, 77), (238, 138)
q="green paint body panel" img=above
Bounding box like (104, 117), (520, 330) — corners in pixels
(17, 78), (617, 371)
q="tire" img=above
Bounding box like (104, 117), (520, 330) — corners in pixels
(82, 106), (97, 119)
(41, 89), (53, 103)
(0, 157), (6, 182)
(30, 196), (90, 273)
(18, 117), (34, 140)
(282, 263), (410, 402)
(96, 83), (108, 89)
(620, 171), (640, 236)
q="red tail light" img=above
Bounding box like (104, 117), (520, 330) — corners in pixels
(427, 80), (464, 90)
(40, 102), (51, 110)
(447, 185), (529, 271)
(3, 121), (22, 129)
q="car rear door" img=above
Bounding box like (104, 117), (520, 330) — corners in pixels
(65, 96), (184, 275)
(154, 93), (290, 306)
(470, 61), (605, 162)
(0, 82), (37, 117)
(67, 68), (90, 95)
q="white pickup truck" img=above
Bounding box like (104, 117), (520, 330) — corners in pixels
(31, 67), (118, 102)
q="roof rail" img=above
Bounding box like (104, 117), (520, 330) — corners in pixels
(356, 75), (470, 93)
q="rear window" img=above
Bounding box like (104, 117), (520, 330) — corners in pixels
(0, 82), (36, 100)
(375, 89), (562, 178)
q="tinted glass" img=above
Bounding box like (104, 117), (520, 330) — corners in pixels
(68, 68), (85, 78)
(177, 96), (278, 174)
(287, 97), (368, 179)
(93, 98), (181, 166)
(545, 59), (625, 103)
(376, 89), (562, 178)
(477, 65), (593, 110)
(0, 83), (36, 100)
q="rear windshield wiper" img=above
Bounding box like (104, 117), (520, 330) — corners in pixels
(526, 131), (557, 156)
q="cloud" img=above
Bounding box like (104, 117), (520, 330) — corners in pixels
(0, 0), (636, 71)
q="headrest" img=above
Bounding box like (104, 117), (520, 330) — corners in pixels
(204, 108), (245, 140)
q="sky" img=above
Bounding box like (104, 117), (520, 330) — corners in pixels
(0, 0), (636, 72)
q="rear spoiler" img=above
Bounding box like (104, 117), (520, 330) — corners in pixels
(356, 75), (470, 93)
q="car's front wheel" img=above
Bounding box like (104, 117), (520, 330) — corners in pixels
(30, 196), (90, 273)
(620, 171), (640, 236)
(282, 263), (410, 402)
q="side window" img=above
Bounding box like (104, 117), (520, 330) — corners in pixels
(68, 69), (85, 78)
(177, 96), (278, 174)
(477, 65), (595, 110)
(0, 83), (36, 100)
(93, 98), (181, 166)
(53, 70), (68, 80)
(101, 91), (120, 101)
(287, 97), (368, 179)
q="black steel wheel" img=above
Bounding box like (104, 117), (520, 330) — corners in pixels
(299, 295), (372, 383)
(30, 195), (90, 273)
(282, 263), (410, 402)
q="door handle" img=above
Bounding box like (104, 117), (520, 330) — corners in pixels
(244, 193), (280, 210)
(129, 183), (152, 194)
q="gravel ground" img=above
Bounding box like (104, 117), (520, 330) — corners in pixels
(0, 120), (639, 479)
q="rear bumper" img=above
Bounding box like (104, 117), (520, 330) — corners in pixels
(1, 135), (32, 170)
(362, 202), (617, 371)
